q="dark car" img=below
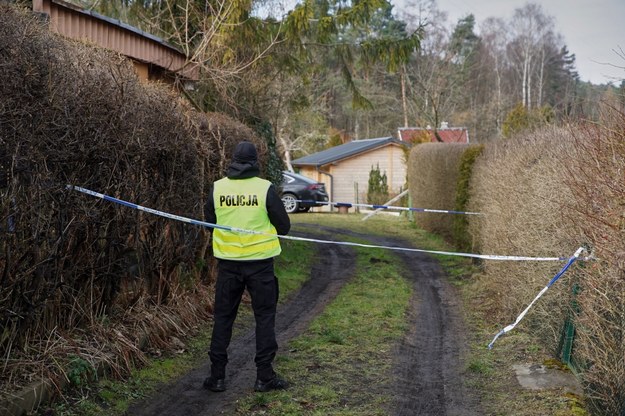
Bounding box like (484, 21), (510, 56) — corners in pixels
(281, 171), (329, 213)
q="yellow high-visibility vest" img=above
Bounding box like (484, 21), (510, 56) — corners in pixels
(212, 177), (281, 260)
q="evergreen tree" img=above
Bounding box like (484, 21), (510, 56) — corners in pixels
(367, 163), (389, 205)
(502, 102), (553, 137)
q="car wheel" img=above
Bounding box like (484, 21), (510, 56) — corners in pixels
(281, 193), (299, 214)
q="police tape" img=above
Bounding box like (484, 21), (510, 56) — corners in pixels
(67, 185), (570, 262)
(487, 246), (585, 349)
(297, 200), (482, 215)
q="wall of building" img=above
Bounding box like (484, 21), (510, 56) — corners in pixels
(33, 0), (197, 82)
(297, 144), (407, 210)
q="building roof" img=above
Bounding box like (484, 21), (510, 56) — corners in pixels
(291, 137), (404, 167)
(33, 0), (198, 80)
(398, 127), (469, 143)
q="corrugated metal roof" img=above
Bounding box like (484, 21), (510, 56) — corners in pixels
(291, 137), (404, 167)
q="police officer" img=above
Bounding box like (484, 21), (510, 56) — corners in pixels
(203, 141), (291, 393)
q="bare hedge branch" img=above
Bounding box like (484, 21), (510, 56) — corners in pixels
(0, 4), (266, 395)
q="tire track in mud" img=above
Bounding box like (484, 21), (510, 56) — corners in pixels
(127, 224), (480, 415)
(301, 225), (481, 416)
(389, 243), (479, 416)
(126, 232), (357, 416)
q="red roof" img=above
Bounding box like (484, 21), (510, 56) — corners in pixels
(397, 127), (469, 144)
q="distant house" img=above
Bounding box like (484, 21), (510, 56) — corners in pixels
(398, 122), (469, 144)
(291, 137), (408, 209)
(32, 0), (198, 86)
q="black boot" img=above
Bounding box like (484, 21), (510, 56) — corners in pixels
(254, 373), (289, 392)
(203, 376), (226, 392)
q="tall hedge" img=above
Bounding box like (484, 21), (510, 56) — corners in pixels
(406, 120), (625, 414)
(466, 128), (580, 348)
(453, 144), (484, 251)
(0, 4), (267, 396)
(467, 120), (625, 415)
(407, 142), (481, 246)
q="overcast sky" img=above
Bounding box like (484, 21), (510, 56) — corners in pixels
(392, 0), (625, 85)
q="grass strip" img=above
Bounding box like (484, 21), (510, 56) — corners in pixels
(235, 234), (411, 415)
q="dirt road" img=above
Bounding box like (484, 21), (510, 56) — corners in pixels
(126, 225), (480, 415)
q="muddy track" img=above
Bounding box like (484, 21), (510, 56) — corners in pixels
(300, 225), (481, 416)
(126, 232), (357, 416)
(377, 242), (479, 416)
(126, 225), (480, 415)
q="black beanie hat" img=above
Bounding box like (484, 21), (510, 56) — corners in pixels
(232, 141), (258, 163)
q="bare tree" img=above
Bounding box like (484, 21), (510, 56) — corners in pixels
(479, 17), (510, 137)
(396, 0), (448, 128)
(508, 3), (555, 109)
(396, 0), (456, 133)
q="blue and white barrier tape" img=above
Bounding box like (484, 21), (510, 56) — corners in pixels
(297, 200), (482, 215)
(487, 246), (585, 349)
(67, 185), (570, 262)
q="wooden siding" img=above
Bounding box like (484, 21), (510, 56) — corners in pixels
(298, 143), (406, 210)
(33, 0), (198, 81)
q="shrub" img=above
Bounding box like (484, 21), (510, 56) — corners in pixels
(467, 112), (625, 415)
(560, 108), (625, 416)
(502, 102), (555, 138)
(367, 163), (389, 205)
(466, 127), (580, 333)
(453, 144), (484, 251)
(407, 142), (478, 243)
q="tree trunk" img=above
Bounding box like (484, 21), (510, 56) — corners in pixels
(527, 53), (532, 108)
(522, 53), (529, 108)
(401, 67), (409, 127)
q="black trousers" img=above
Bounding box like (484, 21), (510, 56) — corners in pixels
(209, 258), (279, 381)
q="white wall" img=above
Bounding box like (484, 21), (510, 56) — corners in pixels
(299, 144), (407, 209)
